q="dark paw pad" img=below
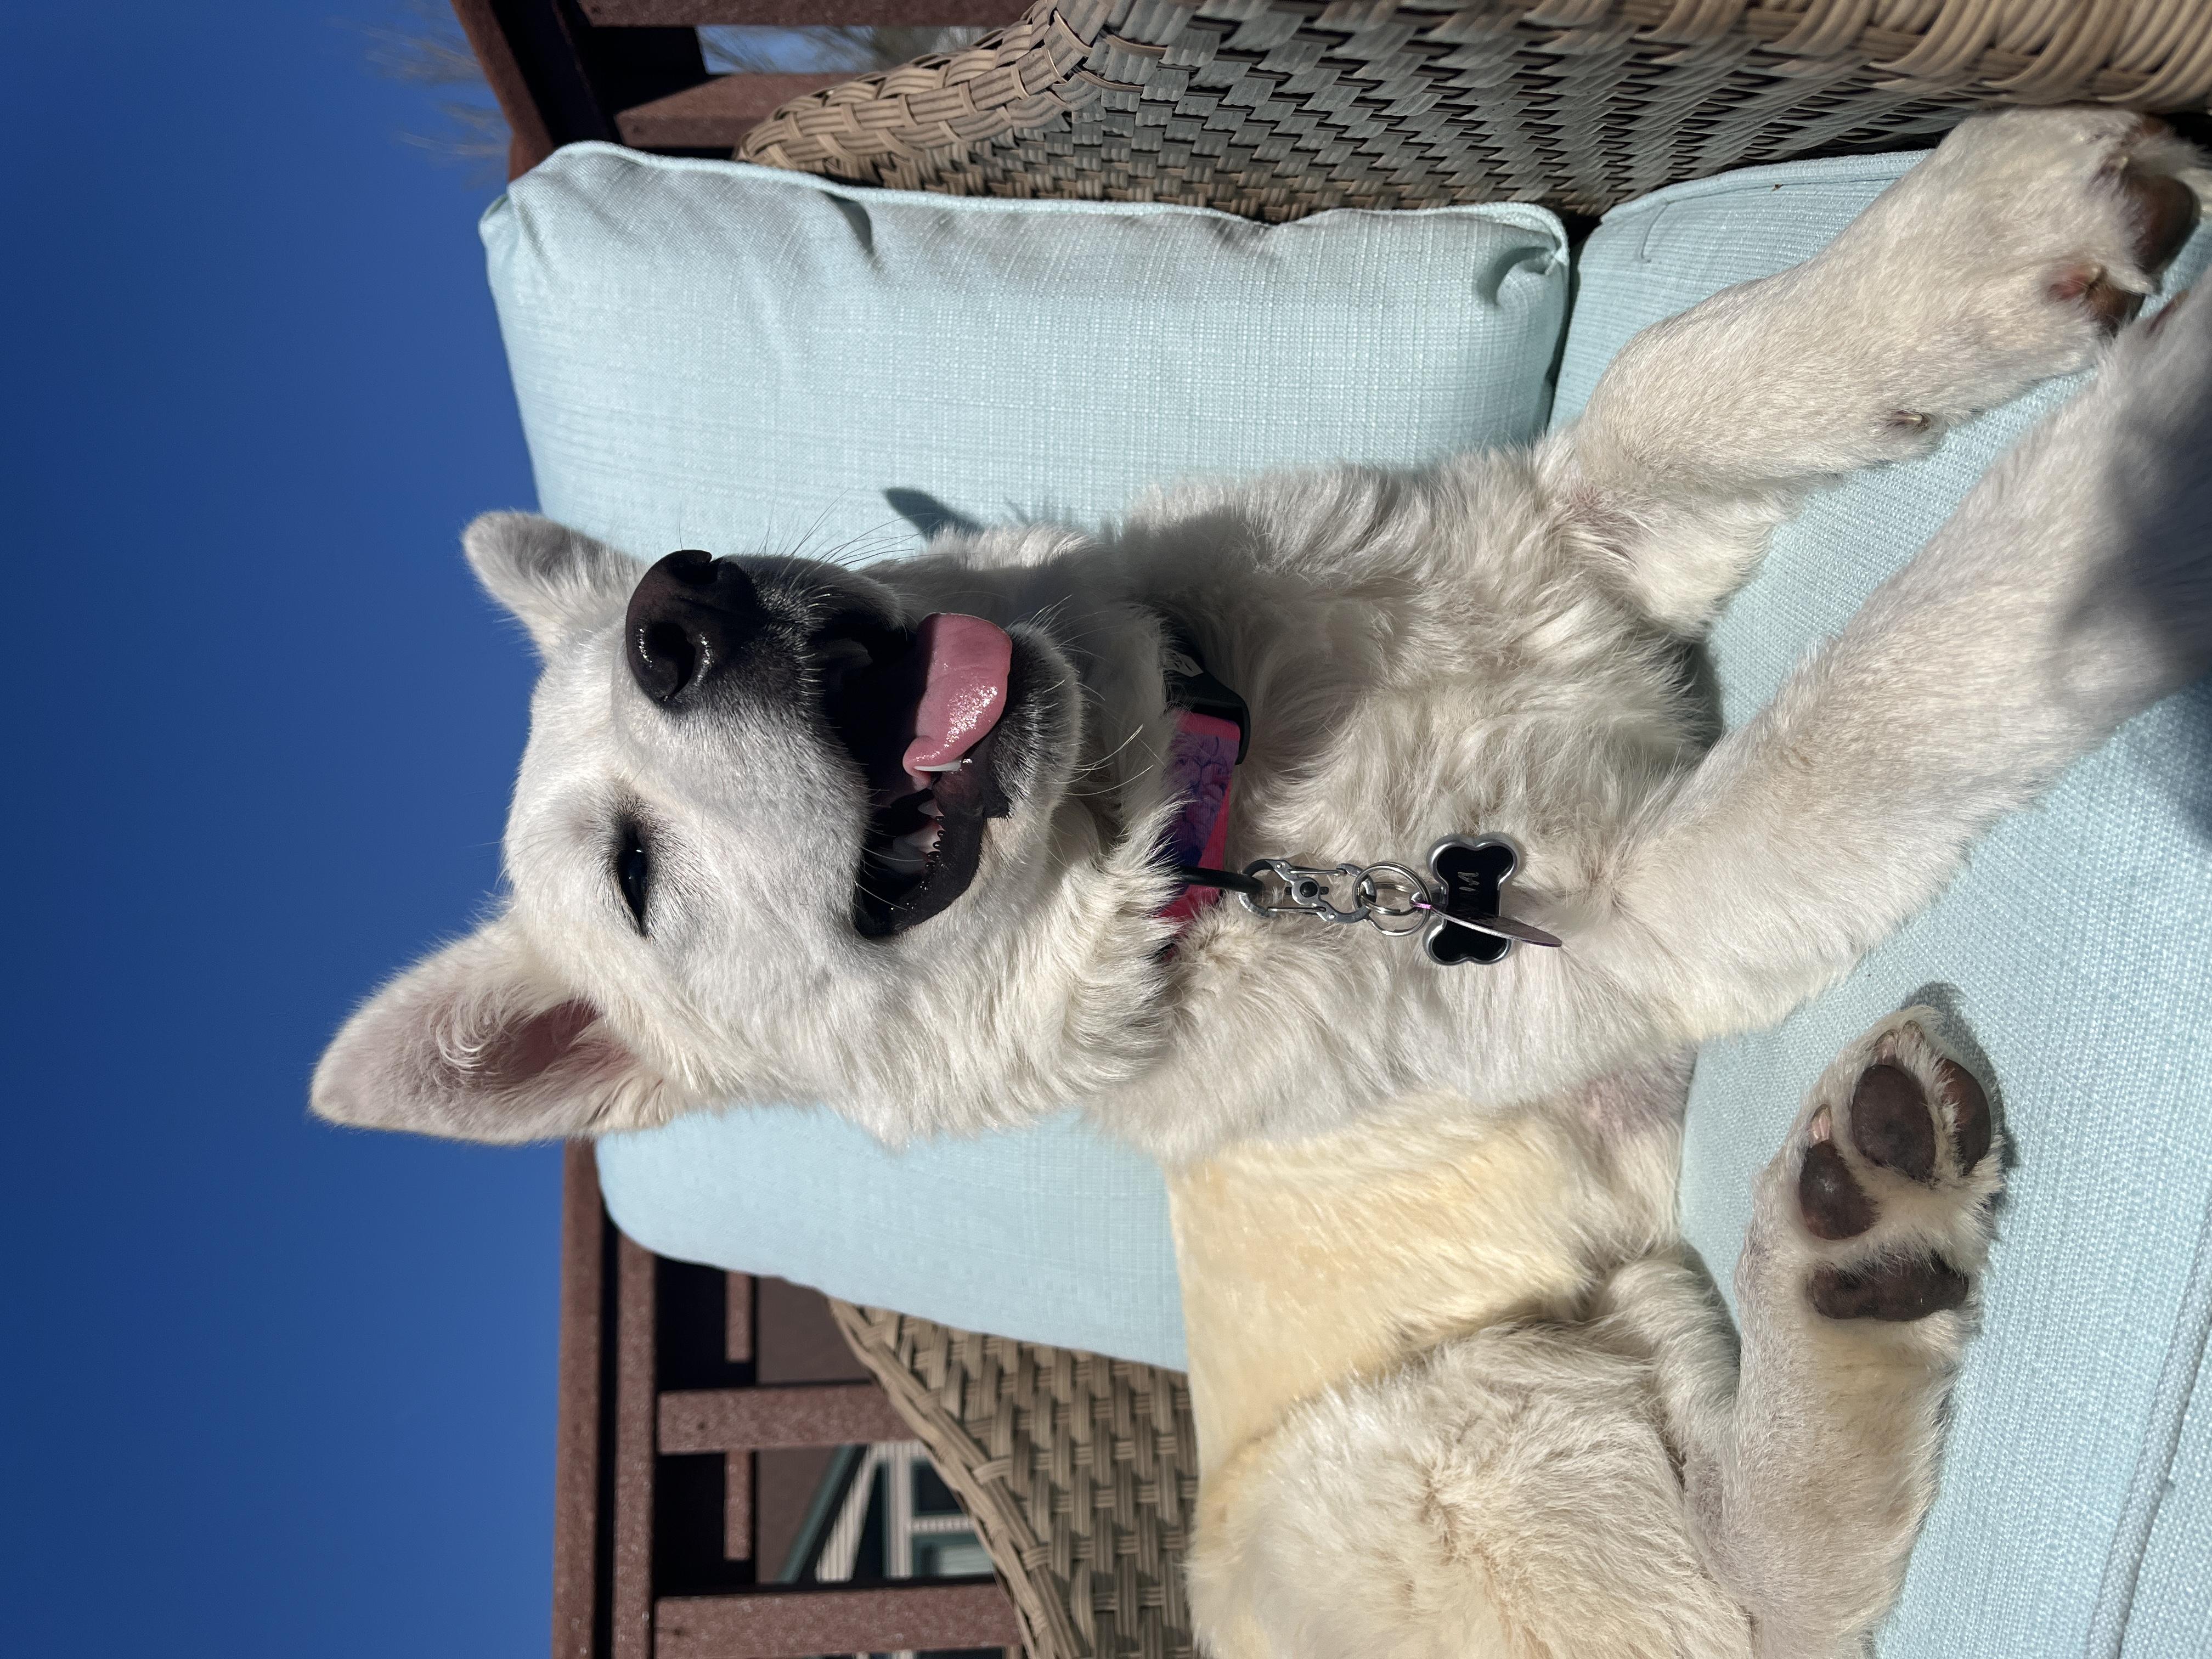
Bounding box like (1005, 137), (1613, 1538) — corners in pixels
(2124, 167), (2199, 273)
(2049, 263), (2143, 333)
(1798, 1139), (1876, 1240)
(1850, 1062), (1938, 1181)
(1809, 1257), (1971, 1322)
(1936, 1059), (1991, 1170)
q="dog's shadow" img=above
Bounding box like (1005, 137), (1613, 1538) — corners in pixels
(2080, 298), (2212, 844)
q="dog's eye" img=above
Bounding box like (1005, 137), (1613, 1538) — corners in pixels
(614, 823), (652, 934)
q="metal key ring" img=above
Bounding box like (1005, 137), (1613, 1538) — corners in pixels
(1361, 862), (1434, 936)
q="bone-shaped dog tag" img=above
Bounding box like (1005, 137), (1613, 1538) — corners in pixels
(1423, 837), (1559, 966)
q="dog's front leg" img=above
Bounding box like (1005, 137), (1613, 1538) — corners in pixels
(1674, 1011), (2001, 1658)
(1578, 287), (2212, 1056)
(1545, 109), (2202, 635)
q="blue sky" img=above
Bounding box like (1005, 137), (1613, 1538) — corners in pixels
(3, 6), (561, 1652)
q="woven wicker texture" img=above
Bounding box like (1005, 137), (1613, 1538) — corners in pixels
(741, 0), (2212, 219)
(829, 1300), (1201, 1659)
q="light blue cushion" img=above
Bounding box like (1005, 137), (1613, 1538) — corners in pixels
(484, 142), (1571, 1367)
(486, 142), (1567, 558)
(596, 1108), (1185, 1368)
(1557, 155), (2212, 1658)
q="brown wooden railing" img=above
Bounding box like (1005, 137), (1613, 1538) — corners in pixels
(452, 0), (1018, 178)
(553, 1145), (1021, 1659)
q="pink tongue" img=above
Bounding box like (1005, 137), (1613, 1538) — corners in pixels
(903, 613), (1012, 790)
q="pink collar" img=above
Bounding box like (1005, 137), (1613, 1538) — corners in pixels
(1152, 624), (1250, 933)
(1142, 631), (1564, 963)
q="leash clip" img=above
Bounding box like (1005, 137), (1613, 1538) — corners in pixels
(1240, 860), (1371, 924)
(1236, 858), (1437, 936)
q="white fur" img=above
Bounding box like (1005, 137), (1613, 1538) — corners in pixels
(315, 112), (2211, 1656)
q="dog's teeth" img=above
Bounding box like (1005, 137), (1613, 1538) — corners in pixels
(880, 833), (932, 876)
(917, 796), (941, 819)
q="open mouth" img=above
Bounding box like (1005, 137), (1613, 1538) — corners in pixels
(817, 610), (1020, 938)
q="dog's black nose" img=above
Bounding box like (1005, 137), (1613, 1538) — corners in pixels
(625, 550), (766, 706)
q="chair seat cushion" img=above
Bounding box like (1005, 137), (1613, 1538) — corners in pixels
(483, 142), (1571, 1366)
(1555, 152), (2212, 1659)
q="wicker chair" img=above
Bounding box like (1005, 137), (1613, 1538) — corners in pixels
(550, 1144), (1197, 1659)
(740, 0), (2212, 219)
(830, 1302), (1201, 1659)
(458, 7), (2211, 1655)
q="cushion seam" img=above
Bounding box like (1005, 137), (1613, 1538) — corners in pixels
(510, 142), (1569, 252)
(1593, 149), (1927, 226)
(2089, 1180), (2212, 1658)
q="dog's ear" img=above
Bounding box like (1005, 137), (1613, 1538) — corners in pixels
(312, 915), (675, 1143)
(464, 511), (644, 654)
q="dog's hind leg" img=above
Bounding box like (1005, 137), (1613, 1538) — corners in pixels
(1641, 1009), (2003, 1659)
(1570, 284), (2212, 1055)
(1545, 108), (2203, 636)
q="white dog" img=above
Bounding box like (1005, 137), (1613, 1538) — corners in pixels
(317, 111), (2208, 1657)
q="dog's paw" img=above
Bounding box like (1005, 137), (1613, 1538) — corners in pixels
(1960, 109), (2203, 336)
(1784, 1009), (2004, 1325)
(1836, 107), (2205, 422)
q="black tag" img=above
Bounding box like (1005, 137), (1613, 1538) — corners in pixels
(1423, 837), (1519, 967)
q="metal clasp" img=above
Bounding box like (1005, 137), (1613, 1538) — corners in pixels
(1240, 857), (1439, 936)
(1239, 859), (1370, 923)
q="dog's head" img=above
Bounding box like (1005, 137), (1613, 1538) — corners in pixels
(313, 512), (1182, 1146)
